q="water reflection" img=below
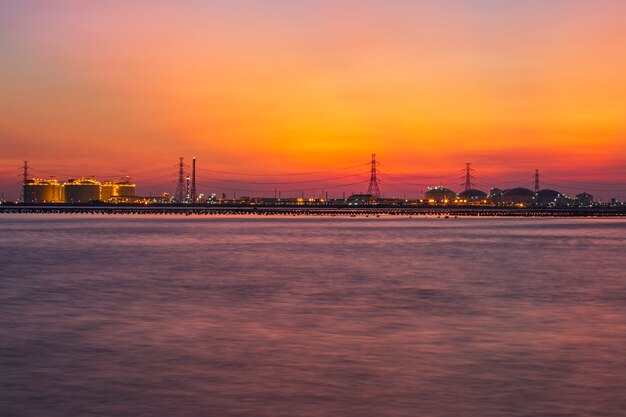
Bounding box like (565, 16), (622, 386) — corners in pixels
(1, 216), (625, 416)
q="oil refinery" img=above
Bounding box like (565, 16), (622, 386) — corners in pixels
(7, 157), (624, 208)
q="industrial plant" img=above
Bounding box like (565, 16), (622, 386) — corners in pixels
(9, 156), (621, 208)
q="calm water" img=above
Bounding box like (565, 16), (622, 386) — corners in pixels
(1, 214), (625, 417)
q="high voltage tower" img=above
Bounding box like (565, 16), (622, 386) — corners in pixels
(534, 169), (541, 192)
(173, 156), (198, 202)
(366, 154), (381, 198)
(175, 157), (186, 202)
(463, 162), (474, 191)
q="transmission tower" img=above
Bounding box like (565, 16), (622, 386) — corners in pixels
(367, 154), (381, 198)
(534, 169), (540, 192)
(175, 157), (186, 202)
(190, 157), (197, 202)
(22, 160), (29, 202)
(464, 162), (473, 191)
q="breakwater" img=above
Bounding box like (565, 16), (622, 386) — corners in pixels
(1, 205), (625, 217)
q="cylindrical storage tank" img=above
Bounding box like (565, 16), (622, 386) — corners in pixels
(101, 178), (136, 202)
(100, 184), (114, 201)
(23, 180), (38, 203)
(114, 182), (136, 197)
(63, 178), (101, 203)
(23, 179), (63, 203)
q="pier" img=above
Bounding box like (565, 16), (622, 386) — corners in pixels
(2, 205), (626, 217)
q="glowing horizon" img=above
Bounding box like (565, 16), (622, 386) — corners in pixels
(1, 1), (625, 199)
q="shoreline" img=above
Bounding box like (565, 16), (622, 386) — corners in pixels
(1, 205), (626, 218)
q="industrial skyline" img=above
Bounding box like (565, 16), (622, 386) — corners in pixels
(1, 1), (626, 198)
(4, 155), (625, 204)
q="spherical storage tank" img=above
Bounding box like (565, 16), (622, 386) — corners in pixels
(425, 186), (457, 203)
(63, 178), (101, 203)
(501, 187), (535, 205)
(535, 189), (562, 207)
(458, 189), (488, 202)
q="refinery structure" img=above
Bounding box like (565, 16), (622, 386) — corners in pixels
(9, 156), (622, 207)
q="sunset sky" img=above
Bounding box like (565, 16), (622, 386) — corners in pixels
(1, 0), (625, 199)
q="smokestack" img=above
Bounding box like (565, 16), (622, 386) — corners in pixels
(191, 157), (197, 202)
(186, 175), (191, 202)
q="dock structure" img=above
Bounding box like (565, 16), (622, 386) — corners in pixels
(1, 205), (626, 218)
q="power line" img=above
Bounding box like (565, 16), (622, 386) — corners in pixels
(377, 173), (449, 188)
(463, 163), (474, 191)
(542, 181), (626, 192)
(543, 175), (626, 186)
(193, 179), (369, 195)
(194, 171), (368, 185)
(194, 162), (369, 177)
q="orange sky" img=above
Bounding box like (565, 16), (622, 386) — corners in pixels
(1, 1), (625, 199)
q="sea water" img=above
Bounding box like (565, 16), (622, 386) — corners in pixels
(1, 215), (625, 417)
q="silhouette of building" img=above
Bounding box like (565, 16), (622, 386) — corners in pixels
(575, 192), (594, 206)
(501, 187), (535, 205)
